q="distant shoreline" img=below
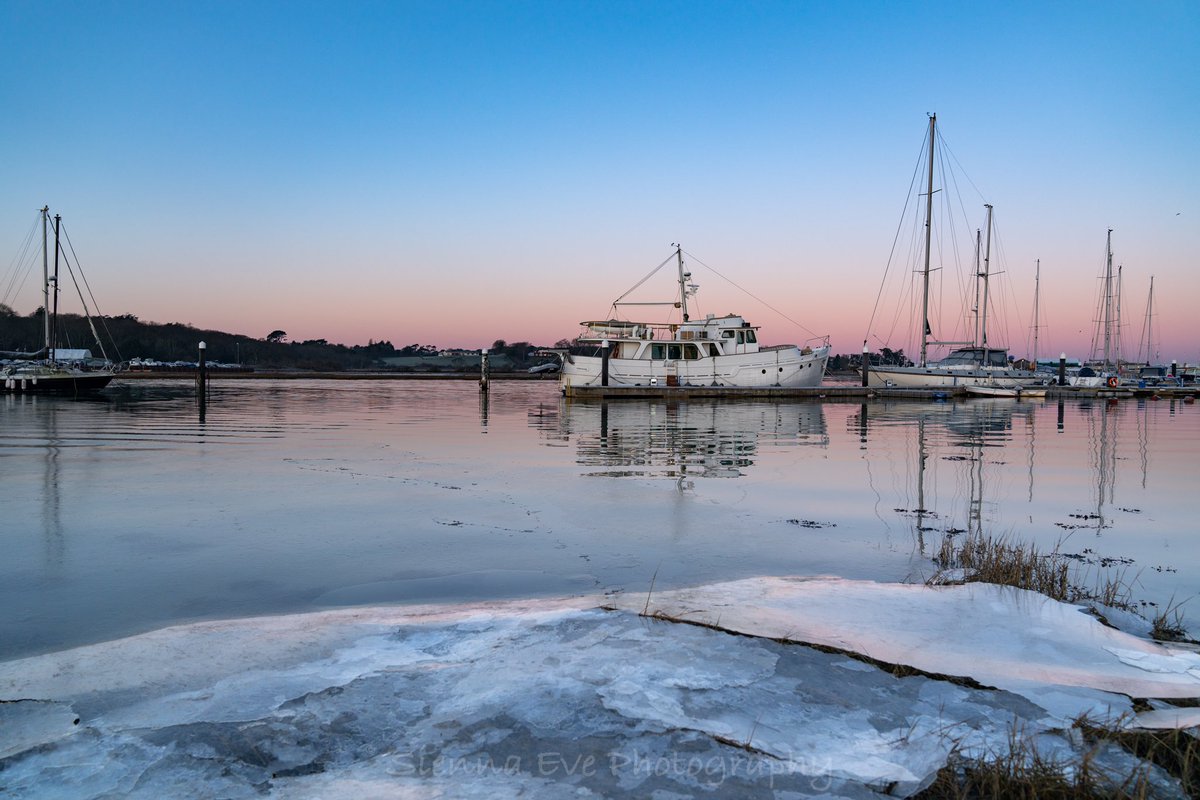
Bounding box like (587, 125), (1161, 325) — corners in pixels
(117, 370), (556, 381)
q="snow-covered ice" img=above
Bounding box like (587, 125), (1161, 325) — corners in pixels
(1, 578), (1196, 798)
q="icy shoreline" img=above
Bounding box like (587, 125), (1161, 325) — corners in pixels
(2, 577), (1197, 798)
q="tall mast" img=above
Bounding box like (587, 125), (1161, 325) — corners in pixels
(1101, 229), (1113, 370)
(980, 203), (994, 363)
(41, 206), (50, 352)
(919, 113), (936, 368)
(674, 244), (689, 322)
(1144, 276), (1155, 364)
(1032, 259), (1041, 365)
(1115, 263), (1123, 373)
(52, 214), (62, 361)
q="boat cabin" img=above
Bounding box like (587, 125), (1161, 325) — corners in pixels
(934, 348), (1011, 369)
(578, 314), (769, 359)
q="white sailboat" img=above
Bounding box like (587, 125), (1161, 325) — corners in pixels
(866, 115), (1040, 390)
(1, 207), (118, 394)
(558, 246), (830, 392)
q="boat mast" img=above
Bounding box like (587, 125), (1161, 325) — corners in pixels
(41, 206), (50, 354)
(919, 114), (936, 368)
(675, 244), (690, 322)
(51, 214), (62, 362)
(1101, 229), (1113, 371)
(1032, 259), (1041, 365)
(1142, 276), (1155, 364)
(979, 203), (994, 364)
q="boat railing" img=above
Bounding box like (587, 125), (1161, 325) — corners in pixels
(580, 322), (717, 341)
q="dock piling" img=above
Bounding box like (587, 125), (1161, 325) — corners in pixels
(1058, 353), (1067, 386)
(197, 341), (208, 421)
(601, 340), (610, 387)
(480, 349), (489, 393)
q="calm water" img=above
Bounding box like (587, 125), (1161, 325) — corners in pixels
(2, 379), (1196, 659)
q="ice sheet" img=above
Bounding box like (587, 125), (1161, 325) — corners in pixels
(2, 578), (1195, 799)
(624, 577), (1200, 711)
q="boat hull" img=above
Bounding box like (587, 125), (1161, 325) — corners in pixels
(964, 385), (1047, 399)
(1, 368), (115, 395)
(561, 346), (829, 392)
(866, 365), (1040, 389)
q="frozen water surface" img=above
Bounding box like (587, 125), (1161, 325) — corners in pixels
(1, 578), (1196, 798)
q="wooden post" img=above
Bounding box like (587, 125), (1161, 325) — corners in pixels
(601, 339), (610, 387)
(861, 344), (870, 387)
(1058, 353), (1067, 386)
(479, 349), (489, 393)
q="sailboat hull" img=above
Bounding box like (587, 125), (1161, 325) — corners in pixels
(1, 366), (114, 395)
(866, 365), (1040, 389)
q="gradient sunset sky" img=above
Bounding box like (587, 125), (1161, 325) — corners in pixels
(2, 1), (1196, 362)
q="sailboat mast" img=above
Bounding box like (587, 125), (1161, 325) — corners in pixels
(1144, 276), (1155, 364)
(1102, 229), (1113, 370)
(675, 244), (689, 322)
(1033, 259), (1041, 365)
(919, 114), (936, 368)
(41, 206), (50, 353)
(1115, 264), (1123, 373)
(980, 203), (994, 364)
(51, 214), (62, 362)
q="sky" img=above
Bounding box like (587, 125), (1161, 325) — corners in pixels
(1, 0), (1197, 362)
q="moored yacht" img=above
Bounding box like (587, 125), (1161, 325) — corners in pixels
(558, 246), (829, 393)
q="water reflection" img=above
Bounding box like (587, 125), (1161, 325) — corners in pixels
(532, 399), (829, 479)
(852, 399), (1039, 553)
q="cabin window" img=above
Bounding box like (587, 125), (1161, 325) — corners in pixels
(651, 344), (665, 359)
(684, 344), (700, 360)
(736, 331), (745, 345)
(721, 330), (735, 339)
(667, 344), (682, 360)
(745, 330), (757, 344)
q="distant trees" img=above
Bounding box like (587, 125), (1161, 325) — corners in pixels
(266, 330), (287, 343)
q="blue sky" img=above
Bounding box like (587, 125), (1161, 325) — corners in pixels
(2, 1), (1197, 360)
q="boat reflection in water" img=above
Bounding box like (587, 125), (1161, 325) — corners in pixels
(530, 398), (829, 480)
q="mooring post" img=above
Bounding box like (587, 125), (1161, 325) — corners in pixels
(479, 349), (489, 393)
(601, 339), (610, 387)
(1058, 353), (1067, 386)
(197, 341), (208, 420)
(1171, 359), (1178, 378)
(861, 344), (870, 388)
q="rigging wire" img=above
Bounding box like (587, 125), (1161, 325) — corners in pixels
(609, 252), (677, 316)
(864, 125), (928, 349)
(2, 213), (42, 309)
(60, 222), (120, 361)
(679, 248), (823, 341)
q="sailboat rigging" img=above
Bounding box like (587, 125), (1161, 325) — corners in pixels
(1, 207), (120, 394)
(866, 115), (1040, 389)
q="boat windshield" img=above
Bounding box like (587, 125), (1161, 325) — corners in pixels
(936, 348), (1009, 368)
